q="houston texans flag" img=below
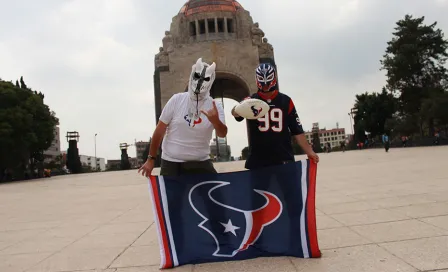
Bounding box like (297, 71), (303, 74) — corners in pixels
(148, 159), (321, 269)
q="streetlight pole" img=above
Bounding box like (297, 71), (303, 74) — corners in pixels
(348, 113), (353, 135)
(348, 108), (357, 141)
(94, 133), (97, 171)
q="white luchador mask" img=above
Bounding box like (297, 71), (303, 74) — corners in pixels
(188, 58), (216, 101)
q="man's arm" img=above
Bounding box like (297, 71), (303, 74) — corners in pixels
(287, 98), (319, 162)
(202, 101), (228, 137)
(287, 99), (305, 137)
(147, 95), (177, 158)
(138, 120), (167, 177)
(149, 121), (167, 158)
(294, 134), (314, 154)
(212, 120), (227, 137)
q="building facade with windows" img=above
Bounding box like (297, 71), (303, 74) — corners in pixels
(135, 140), (150, 165)
(44, 126), (61, 162)
(305, 125), (347, 149)
(79, 155), (106, 171)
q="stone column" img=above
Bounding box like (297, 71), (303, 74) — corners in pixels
(195, 20), (199, 41)
(205, 19), (209, 39)
(214, 17), (218, 34)
(224, 18), (228, 38)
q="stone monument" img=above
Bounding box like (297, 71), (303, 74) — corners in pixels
(152, 0), (277, 124)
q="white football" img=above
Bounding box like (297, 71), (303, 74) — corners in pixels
(234, 98), (270, 120)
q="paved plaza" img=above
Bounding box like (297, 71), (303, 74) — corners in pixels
(1, 146), (448, 272)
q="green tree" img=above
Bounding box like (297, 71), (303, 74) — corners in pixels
(435, 93), (448, 134)
(66, 140), (82, 174)
(0, 79), (58, 180)
(120, 149), (131, 170)
(421, 91), (448, 134)
(381, 14), (448, 135)
(19, 76), (27, 90)
(385, 113), (419, 138)
(353, 88), (397, 139)
(44, 154), (64, 171)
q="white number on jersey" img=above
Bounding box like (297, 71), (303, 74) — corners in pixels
(258, 108), (283, 132)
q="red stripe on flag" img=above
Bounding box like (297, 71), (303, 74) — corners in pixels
(150, 176), (173, 268)
(306, 160), (321, 258)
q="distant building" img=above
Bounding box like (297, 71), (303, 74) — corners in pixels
(44, 126), (61, 162)
(79, 155), (106, 171)
(305, 124), (346, 149)
(135, 140), (150, 165)
(129, 157), (139, 169)
(106, 157), (139, 170)
(106, 159), (121, 170)
(210, 137), (231, 162)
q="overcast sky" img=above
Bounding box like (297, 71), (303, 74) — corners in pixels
(1, 0), (447, 160)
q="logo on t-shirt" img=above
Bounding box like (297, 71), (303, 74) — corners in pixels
(184, 114), (202, 127)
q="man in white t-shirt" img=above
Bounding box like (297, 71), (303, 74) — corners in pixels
(138, 58), (227, 177)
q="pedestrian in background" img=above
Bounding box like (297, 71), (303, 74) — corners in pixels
(382, 133), (390, 152)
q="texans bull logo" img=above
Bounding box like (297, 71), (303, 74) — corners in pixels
(188, 181), (282, 257)
(184, 114), (202, 127)
(251, 105), (263, 117)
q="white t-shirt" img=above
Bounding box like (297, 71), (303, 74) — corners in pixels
(159, 92), (226, 162)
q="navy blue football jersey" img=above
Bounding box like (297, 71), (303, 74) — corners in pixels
(235, 91), (304, 169)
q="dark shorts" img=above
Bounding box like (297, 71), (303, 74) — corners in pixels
(159, 159), (217, 176)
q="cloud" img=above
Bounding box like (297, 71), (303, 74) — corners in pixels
(1, 0), (447, 159)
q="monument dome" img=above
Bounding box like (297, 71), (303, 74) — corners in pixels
(179, 0), (244, 16)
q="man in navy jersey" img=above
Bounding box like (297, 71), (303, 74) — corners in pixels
(231, 63), (319, 170)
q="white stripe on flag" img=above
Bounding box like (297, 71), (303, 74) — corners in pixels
(148, 179), (166, 268)
(159, 176), (179, 267)
(300, 161), (310, 258)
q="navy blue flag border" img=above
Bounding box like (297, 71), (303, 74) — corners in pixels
(148, 159), (320, 269)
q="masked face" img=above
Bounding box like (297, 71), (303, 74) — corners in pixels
(255, 63), (277, 93)
(188, 58), (216, 100)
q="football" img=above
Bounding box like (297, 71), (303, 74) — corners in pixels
(234, 98), (270, 120)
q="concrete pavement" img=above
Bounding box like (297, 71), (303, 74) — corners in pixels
(1, 146), (447, 272)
